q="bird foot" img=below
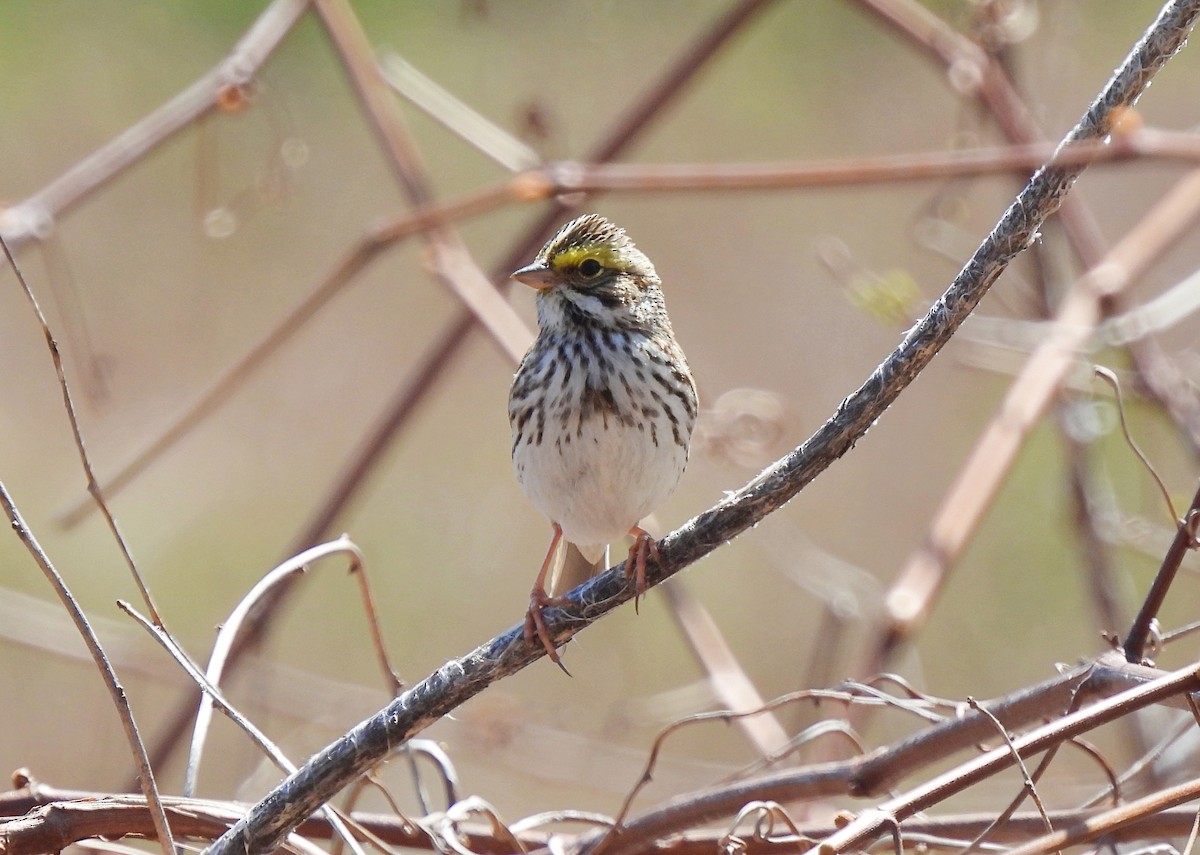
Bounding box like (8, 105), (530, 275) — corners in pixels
(525, 587), (571, 676)
(623, 528), (659, 614)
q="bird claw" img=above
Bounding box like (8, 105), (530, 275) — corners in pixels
(525, 589), (571, 676)
(522, 524), (658, 673)
(624, 529), (659, 614)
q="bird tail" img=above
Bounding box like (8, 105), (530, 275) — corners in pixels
(549, 542), (609, 598)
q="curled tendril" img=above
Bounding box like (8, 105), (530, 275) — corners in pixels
(718, 800), (806, 854)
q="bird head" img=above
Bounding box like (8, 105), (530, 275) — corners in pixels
(512, 214), (666, 333)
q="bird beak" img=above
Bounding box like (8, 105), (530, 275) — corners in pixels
(511, 261), (557, 290)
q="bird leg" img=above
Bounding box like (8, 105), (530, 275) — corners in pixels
(624, 526), (659, 613)
(525, 522), (570, 674)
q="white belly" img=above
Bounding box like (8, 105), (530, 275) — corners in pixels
(513, 413), (687, 549)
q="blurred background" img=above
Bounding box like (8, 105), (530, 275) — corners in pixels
(2, 0), (1200, 825)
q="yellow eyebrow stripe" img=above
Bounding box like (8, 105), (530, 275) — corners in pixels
(551, 245), (621, 272)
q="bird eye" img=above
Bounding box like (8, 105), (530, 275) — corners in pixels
(578, 257), (603, 278)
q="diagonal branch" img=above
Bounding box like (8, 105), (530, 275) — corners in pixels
(202, 3), (1200, 854)
(1123, 480), (1200, 663)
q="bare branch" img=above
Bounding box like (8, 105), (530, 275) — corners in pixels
(0, 479), (175, 855)
(1124, 482), (1200, 663)
(198, 4), (1200, 853)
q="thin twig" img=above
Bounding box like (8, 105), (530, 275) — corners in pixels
(717, 801), (804, 853)
(0, 484), (176, 855)
(1123, 481), (1200, 663)
(0, 239), (178, 855)
(182, 536), (371, 797)
(1094, 365), (1179, 523)
(118, 602), (368, 855)
(729, 720), (870, 784)
(1081, 714), (1192, 808)
(1003, 775), (1200, 855)
(605, 690), (873, 838)
(346, 545), (405, 697)
(2, 234), (160, 623)
(956, 698), (1054, 855)
(439, 798), (530, 855)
